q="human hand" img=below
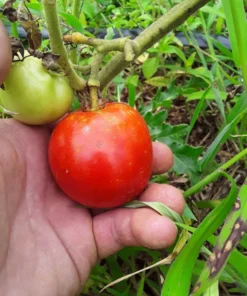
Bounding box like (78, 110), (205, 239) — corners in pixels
(0, 23), (184, 296)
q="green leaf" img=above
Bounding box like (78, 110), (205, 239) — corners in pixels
(186, 87), (210, 141)
(161, 44), (187, 65)
(105, 27), (115, 40)
(166, 142), (203, 183)
(127, 84), (136, 107)
(226, 92), (247, 124)
(144, 110), (168, 128)
(82, 0), (97, 19)
(222, 0), (247, 67)
(185, 89), (227, 102)
(145, 76), (170, 87)
(142, 57), (159, 79)
(183, 203), (197, 221)
(201, 5), (226, 19)
(59, 12), (83, 32)
(202, 281), (219, 296)
(125, 201), (183, 223)
(137, 271), (145, 296)
(152, 123), (189, 143)
(126, 75), (139, 87)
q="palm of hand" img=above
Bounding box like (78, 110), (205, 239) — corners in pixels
(0, 120), (96, 296)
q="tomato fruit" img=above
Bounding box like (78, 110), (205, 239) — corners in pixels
(0, 56), (74, 125)
(48, 102), (153, 209)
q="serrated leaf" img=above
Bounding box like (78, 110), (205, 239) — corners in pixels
(167, 142), (203, 183)
(153, 123), (189, 143)
(142, 57), (159, 79)
(144, 110), (168, 128)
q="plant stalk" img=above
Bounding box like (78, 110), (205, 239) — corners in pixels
(184, 148), (247, 198)
(42, 0), (86, 91)
(70, 0), (81, 64)
(90, 86), (99, 111)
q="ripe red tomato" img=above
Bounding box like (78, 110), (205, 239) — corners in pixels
(48, 102), (153, 209)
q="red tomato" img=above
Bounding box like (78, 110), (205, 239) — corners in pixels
(48, 102), (153, 209)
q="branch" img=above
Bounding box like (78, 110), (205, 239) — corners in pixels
(72, 64), (91, 75)
(63, 33), (140, 60)
(70, 0), (81, 64)
(98, 0), (210, 90)
(42, 0), (86, 91)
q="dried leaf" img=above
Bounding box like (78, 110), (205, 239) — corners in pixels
(2, 0), (17, 22)
(28, 49), (63, 74)
(17, 1), (42, 50)
(10, 37), (25, 61)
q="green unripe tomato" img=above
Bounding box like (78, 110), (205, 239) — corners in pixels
(0, 55), (74, 125)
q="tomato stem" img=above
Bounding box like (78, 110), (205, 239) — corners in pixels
(90, 86), (99, 111)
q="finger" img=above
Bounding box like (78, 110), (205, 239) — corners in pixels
(93, 208), (177, 259)
(152, 141), (174, 175)
(140, 183), (185, 215)
(93, 183), (184, 259)
(0, 21), (12, 84)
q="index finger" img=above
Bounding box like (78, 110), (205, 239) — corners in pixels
(0, 21), (12, 84)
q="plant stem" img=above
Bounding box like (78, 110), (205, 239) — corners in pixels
(42, 0), (86, 91)
(63, 33), (139, 58)
(88, 52), (105, 87)
(70, 0), (81, 64)
(184, 148), (247, 199)
(90, 86), (99, 111)
(72, 0), (81, 17)
(88, 52), (105, 111)
(72, 64), (91, 75)
(98, 0), (210, 90)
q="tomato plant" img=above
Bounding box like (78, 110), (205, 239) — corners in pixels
(48, 102), (153, 209)
(0, 56), (74, 125)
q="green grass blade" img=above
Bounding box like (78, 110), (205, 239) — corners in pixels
(161, 173), (238, 296)
(199, 108), (247, 170)
(202, 281), (219, 296)
(222, 0), (247, 88)
(186, 87), (210, 142)
(192, 178), (247, 295)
